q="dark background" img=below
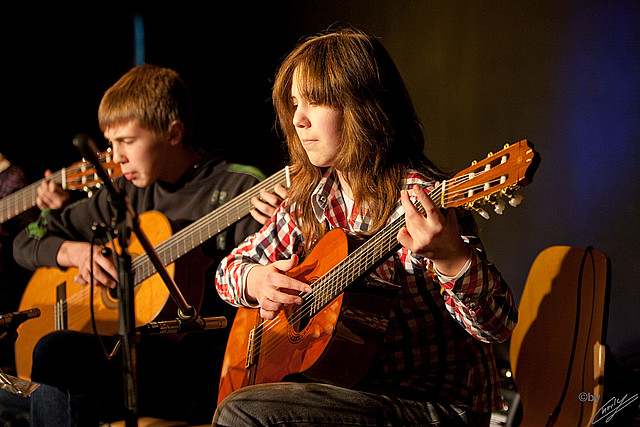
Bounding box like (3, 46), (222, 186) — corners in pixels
(3, 0), (638, 371)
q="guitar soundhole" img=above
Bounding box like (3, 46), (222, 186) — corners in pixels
(285, 277), (319, 342)
(101, 282), (143, 311)
(286, 304), (313, 342)
(100, 284), (121, 311)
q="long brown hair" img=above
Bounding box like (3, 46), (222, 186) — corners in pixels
(273, 27), (447, 250)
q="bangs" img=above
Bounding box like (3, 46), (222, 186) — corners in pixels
(98, 100), (138, 131)
(293, 45), (344, 108)
(98, 92), (164, 136)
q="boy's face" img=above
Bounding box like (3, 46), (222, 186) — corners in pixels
(104, 120), (171, 187)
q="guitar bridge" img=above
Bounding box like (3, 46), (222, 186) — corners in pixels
(54, 282), (67, 331)
(245, 326), (258, 369)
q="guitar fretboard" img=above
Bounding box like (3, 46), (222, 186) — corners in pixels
(0, 170), (66, 223)
(306, 201), (422, 317)
(1, 150), (119, 224)
(132, 166), (292, 284)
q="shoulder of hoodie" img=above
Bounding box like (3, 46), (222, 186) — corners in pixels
(197, 149), (265, 182)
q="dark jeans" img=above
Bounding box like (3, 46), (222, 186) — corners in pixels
(213, 382), (491, 427)
(28, 328), (228, 426)
(0, 387), (30, 426)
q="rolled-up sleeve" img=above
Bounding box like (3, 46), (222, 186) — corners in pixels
(437, 241), (518, 343)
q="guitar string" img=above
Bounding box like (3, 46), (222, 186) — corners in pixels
(63, 168), (290, 322)
(41, 160), (485, 322)
(254, 169), (485, 336)
(251, 210), (406, 362)
(64, 167), (503, 333)
(61, 167), (290, 326)
(131, 167), (289, 274)
(249, 172), (511, 361)
(252, 176), (443, 338)
(47, 154), (125, 327)
(1, 153), (116, 220)
(248, 162), (518, 362)
(62, 168), (460, 327)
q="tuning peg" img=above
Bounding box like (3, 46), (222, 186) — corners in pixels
(509, 194), (523, 207)
(493, 199), (506, 215)
(474, 207), (490, 220)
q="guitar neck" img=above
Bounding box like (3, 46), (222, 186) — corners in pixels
(132, 166), (293, 284)
(0, 169), (66, 223)
(1, 148), (121, 224)
(305, 139), (539, 315)
(306, 205), (409, 317)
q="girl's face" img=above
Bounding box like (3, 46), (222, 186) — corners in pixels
(291, 69), (343, 168)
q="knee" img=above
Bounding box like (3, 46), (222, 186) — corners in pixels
(31, 331), (74, 383)
(212, 391), (244, 427)
(213, 387), (267, 427)
(31, 331), (108, 387)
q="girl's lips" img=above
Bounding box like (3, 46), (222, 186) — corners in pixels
(124, 173), (136, 180)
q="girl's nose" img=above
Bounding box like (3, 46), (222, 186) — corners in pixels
(293, 107), (309, 128)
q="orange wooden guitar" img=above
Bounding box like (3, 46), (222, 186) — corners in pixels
(15, 166), (294, 380)
(0, 149), (121, 224)
(218, 140), (540, 403)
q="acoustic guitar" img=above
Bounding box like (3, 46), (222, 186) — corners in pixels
(15, 166), (294, 379)
(218, 140), (540, 403)
(0, 149), (121, 224)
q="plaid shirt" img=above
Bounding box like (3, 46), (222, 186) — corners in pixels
(216, 168), (517, 412)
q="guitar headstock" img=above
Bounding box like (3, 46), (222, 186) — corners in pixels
(64, 148), (122, 193)
(437, 139), (540, 219)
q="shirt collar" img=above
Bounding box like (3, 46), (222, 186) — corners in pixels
(310, 168), (434, 233)
(310, 168), (367, 231)
(311, 168), (339, 222)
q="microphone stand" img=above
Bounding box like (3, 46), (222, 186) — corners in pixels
(1, 309), (42, 397)
(73, 134), (206, 426)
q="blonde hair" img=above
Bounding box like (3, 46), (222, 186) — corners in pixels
(98, 64), (194, 145)
(273, 27), (446, 250)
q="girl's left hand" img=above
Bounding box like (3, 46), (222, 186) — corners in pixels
(397, 184), (470, 276)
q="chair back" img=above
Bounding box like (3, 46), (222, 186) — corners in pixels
(510, 246), (611, 426)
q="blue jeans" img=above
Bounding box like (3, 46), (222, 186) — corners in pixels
(0, 387), (30, 426)
(30, 383), (90, 427)
(213, 382), (490, 426)
(25, 328), (228, 425)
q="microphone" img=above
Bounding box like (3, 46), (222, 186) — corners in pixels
(73, 133), (125, 209)
(137, 316), (227, 335)
(0, 308), (41, 328)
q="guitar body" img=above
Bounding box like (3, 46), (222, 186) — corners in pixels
(13, 167), (297, 380)
(15, 211), (210, 380)
(217, 139), (540, 405)
(218, 228), (398, 404)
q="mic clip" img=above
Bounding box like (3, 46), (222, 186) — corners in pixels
(137, 316), (227, 336)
